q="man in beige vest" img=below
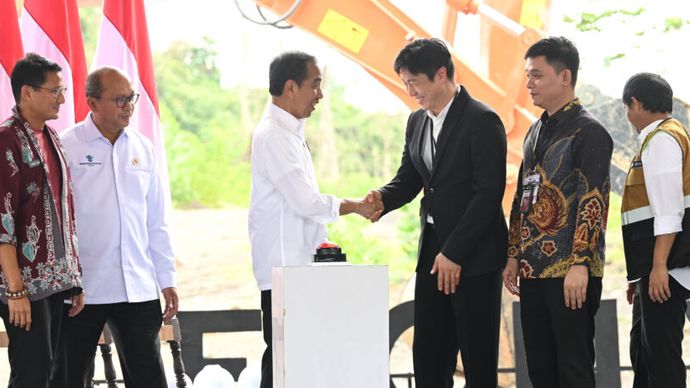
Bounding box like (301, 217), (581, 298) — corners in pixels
(621, 72), (690, 388)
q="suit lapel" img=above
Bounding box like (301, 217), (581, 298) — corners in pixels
(409, 112), (431, 182)
(430, 87), (469, 180)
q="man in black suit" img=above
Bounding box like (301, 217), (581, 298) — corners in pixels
(367, 38), (507, 387)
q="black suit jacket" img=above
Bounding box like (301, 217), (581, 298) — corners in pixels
(379, 87), (508, 276)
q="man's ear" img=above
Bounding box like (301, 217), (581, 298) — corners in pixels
(283, 79), (297, 97)
(86, 96), (98, 112)
(20, 85), (34, 103)
(560, 68), (572, 86)
(630, 96), (642, 111)
(435, 66), (447, 82)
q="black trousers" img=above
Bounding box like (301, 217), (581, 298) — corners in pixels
(413, 226), (503, 388)
(520, 277), (602, 388)
(54, 300), (166, 388)
(630, 276), (690, 388)
(0, 291), (69, 388)
(260, 290), (272, 388)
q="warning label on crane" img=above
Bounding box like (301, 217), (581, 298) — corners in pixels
(317, 9), (370, 54)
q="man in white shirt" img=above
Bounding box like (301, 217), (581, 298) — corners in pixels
(249, 51), (380, 388)
(621, 72), (690, 388)
(57, 67), (177, 387)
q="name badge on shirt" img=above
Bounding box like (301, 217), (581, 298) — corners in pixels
(78, 154), (102, 167)
(519, 171), (541, 214)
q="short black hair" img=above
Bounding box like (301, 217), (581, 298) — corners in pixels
(394, 38), (455, 81)
(268, 51), (316, 97)
(10, 53), (62, 103)
(525, 36), (579, 87)
(622, 72), (673, 114)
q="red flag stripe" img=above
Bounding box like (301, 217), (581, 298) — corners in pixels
(103, 0), (159, 114)
(23, 0), (88, 121)
(0, 0), (23, 75)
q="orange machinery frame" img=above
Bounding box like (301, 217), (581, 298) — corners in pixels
(251, 0), (550, 211)
(19, 0), (550, 209)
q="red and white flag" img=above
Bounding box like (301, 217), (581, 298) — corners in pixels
(0, 0), (24, 119)
(94, 0), (170, 188)
(20, 0), (88, 132)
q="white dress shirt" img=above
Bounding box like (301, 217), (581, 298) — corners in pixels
(423, 86), (460, 223)
(638, 119), (690, 290)
(60, 114), (176, 304)
(249, 104), (340, 291)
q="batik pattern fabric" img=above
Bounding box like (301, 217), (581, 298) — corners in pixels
(507, 99), (613, 279)
(0, 107), (81, 301)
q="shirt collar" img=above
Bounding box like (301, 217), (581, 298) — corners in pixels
(267, 103), (305, 139)
(11, 105), (47, 134)
(638, 119), (665, 142)
(11, 106), (27, 129)
(84, 113), (129, 142)
(539, 97), (582, 124)
(426, 85), (461, 122)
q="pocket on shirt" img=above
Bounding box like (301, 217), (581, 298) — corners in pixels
(69, 164), (100, 181)
(126, 166), (152, 194)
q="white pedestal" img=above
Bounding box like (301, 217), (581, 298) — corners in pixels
(272, 264), (389, 388)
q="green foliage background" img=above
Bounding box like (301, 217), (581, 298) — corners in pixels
(151, 39), (626, 278)
(78, 11), (633, 279)
(151, 39), (420, 276)
(78, 2), (422, 277)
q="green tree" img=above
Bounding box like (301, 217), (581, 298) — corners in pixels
(154, 37), (419, 267)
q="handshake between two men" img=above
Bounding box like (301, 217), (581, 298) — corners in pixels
(339, 187), (462, 296)
(340, 190), (385, 222)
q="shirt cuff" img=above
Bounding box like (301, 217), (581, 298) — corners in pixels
(330, 197), (341, 222)
(653, 216), (683, 236)
(157, 272), (177, 290)
(0, 235), (17, 246)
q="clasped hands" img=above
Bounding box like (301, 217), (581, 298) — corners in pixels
(349, 190), (384, 222)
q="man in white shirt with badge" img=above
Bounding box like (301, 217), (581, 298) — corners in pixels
(622, 72), (690, 388)
(57, 67), (177, 387)
(249, 51), (381, 388)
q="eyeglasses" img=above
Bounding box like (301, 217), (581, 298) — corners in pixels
(33, 86), (68, 98)
(97, 94), (140, 108)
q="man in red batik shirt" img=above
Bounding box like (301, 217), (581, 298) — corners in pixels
(0, 53), (84, 387)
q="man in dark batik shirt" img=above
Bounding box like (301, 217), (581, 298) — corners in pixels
(0, 53), (83, 387)
(502, 37), (613, 388)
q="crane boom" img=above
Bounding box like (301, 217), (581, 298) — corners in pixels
(250, 0), (551, 210)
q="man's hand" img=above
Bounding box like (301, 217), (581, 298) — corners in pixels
(430, 252), (461, 295)
(626, 282), (636, 305)
(364, 190), (384, 222)
(340, 192), (383, 221)
(0, 246), (31, 330)
(69, 292), (86, 317)
(563, 264), (589, 309)
(162, 287), (179, 324)
(8, 296), (31, 331)
(503, 258), (520, 296)
(352, 199), (379, 220)
(649, 265), (671, 303)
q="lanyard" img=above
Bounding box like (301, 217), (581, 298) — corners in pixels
(530, 120), (543, 165)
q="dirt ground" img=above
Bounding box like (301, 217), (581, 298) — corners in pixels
(0, 208), (687, 386)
